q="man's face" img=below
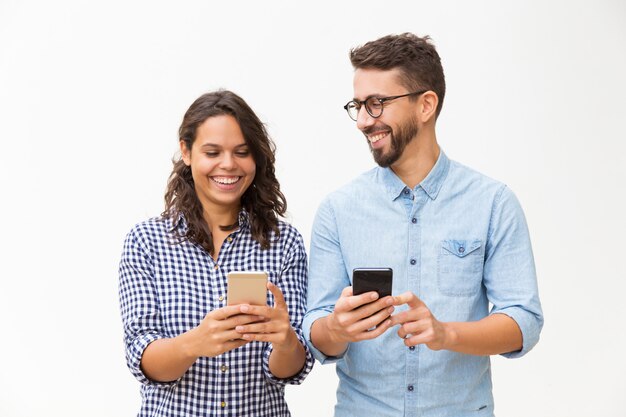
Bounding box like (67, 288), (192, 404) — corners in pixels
(353, 68), (419, 167)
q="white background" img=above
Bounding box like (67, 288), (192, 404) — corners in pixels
(1, 1), (625, 416)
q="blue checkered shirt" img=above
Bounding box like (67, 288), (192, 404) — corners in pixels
(119, 212), (313, 416)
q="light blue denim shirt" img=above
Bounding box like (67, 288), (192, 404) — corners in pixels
(303, 151), (543, 417)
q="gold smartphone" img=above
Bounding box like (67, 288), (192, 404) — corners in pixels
(227, 271), (268, 306)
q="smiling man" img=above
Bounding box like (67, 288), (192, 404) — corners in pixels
(303, 33), (544, 417)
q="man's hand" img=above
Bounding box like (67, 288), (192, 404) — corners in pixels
(390, 291), (453, 350)
(326, 286), (395, 343)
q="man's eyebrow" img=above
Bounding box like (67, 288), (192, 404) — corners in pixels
(353, 94), (383, 101)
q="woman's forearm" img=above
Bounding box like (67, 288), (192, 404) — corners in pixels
(140, 330), (199, 382)
(268, 330), (306, 379)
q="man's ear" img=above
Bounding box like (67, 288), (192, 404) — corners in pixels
(419, 91), (439, 124)
(180, 140), (191, 166)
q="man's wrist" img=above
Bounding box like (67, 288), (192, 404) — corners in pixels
(442, 322), (458, 351)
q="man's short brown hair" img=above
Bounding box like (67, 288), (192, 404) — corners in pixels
(350, 33), (446, 117)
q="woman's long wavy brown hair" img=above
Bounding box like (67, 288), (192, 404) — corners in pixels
(162, 90), (286, 254)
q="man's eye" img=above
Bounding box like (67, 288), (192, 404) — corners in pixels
(368, 99), (383, 109)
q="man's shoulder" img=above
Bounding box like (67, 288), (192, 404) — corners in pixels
(446, 158), (506, 194)
(324, 167), (380, 202)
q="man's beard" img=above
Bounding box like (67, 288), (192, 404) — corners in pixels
(368, 116), (419, 167)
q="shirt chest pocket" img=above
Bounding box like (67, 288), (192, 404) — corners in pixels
(438, 239), (484, 296)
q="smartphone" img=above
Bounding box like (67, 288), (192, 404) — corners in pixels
(227, 271), (268, 306)
(352, 268), (393, 298)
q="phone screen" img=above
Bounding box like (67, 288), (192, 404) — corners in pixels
(227, 271), (268, 305)
(352, 268), (393, 297)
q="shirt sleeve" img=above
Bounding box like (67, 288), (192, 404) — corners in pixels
(118, 226), (176, 386)
(302, 198), (352, 364)
(262, 227), (315, 385)
(484, 186), (544, 358)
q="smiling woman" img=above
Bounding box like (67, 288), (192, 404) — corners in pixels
(166, 90), (286, 256)
(118, 90), (314, 417)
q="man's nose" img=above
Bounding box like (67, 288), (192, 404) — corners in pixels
(356, 106), (375, 131)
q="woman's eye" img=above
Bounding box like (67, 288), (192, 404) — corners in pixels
(236, 150), (250, 157)
(205, 152), (219, 157)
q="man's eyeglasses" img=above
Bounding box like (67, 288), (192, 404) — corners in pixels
(343, 90), (428, 121)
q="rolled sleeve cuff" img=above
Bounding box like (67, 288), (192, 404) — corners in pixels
(493, 307), (543, 359)
(302, 309), (347, 365)
(126, 333), (178, 387)
(263, 332), (315, 386)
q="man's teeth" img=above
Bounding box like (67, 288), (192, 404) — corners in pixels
(212, 177), (240, 185)
(369, 132), (388, 143)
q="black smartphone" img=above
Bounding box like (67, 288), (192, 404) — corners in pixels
(352, 268), (393, 297)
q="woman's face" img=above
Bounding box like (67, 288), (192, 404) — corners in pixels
(181, 114), (256, 215)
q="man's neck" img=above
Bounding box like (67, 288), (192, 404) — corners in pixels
(390, 131), (440, 189)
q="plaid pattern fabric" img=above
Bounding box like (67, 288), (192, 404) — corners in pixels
(119, 212), (313, 417)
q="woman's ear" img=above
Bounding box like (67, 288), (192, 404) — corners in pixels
(419, 91), (439, 124)
(180, 140), (191, 166)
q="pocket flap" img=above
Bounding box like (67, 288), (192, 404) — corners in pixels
(441, 239), (482, 258)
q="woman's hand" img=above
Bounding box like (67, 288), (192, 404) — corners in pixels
(186, 305), (265, 358)
(234, 282), (299, 351)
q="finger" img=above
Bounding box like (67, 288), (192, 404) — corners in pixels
(239, 304), (273, 317)
(223, 314), (265, 329)
(389, 307), (428, 326)
(240, 332), (278, 343)
(351, 305), (395, 334)
(397, 320), (428, 339)
(354, 296), (394, 318)
(340, 286), (354, 298)
(339, 291), (381, 312)
(392, 291), (425, 309)
(404, 330), (434, 347)
(222, 339), (249, 351)
(217, 328), (253, 342)
(354, 318), (393, 341)
(267, 282), (287, 309)
(235, 321), (273, 334)
(208, 304), (250, 321)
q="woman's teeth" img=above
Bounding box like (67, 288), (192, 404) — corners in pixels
(212, 177), (240, 185)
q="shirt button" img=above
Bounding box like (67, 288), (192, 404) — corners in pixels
(458, 247), (465, 253)
(411, 218), (417, 224)
(218, 295), (224, 301)
(409, 346), (415, 351)
(220, 364), (229, 372)
(408, 385), (414, 392)
(227, 237), (233, 242)
(221, 401), (226, 408)
(410, 259), (416, 265)
(214, 265), (219, 270)
(403, 189), (410, 195)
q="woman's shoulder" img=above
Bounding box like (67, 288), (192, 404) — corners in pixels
(126, 216), (177, 242)
(276, 219), (303, 238)
(273, 220), (305, 250)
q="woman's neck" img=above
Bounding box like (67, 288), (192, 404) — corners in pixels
(202, 204), (240, 233)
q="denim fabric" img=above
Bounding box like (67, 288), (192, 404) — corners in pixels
(303, 151), (543, 417)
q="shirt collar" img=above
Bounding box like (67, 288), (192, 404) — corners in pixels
(378, 149), (450, 201)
